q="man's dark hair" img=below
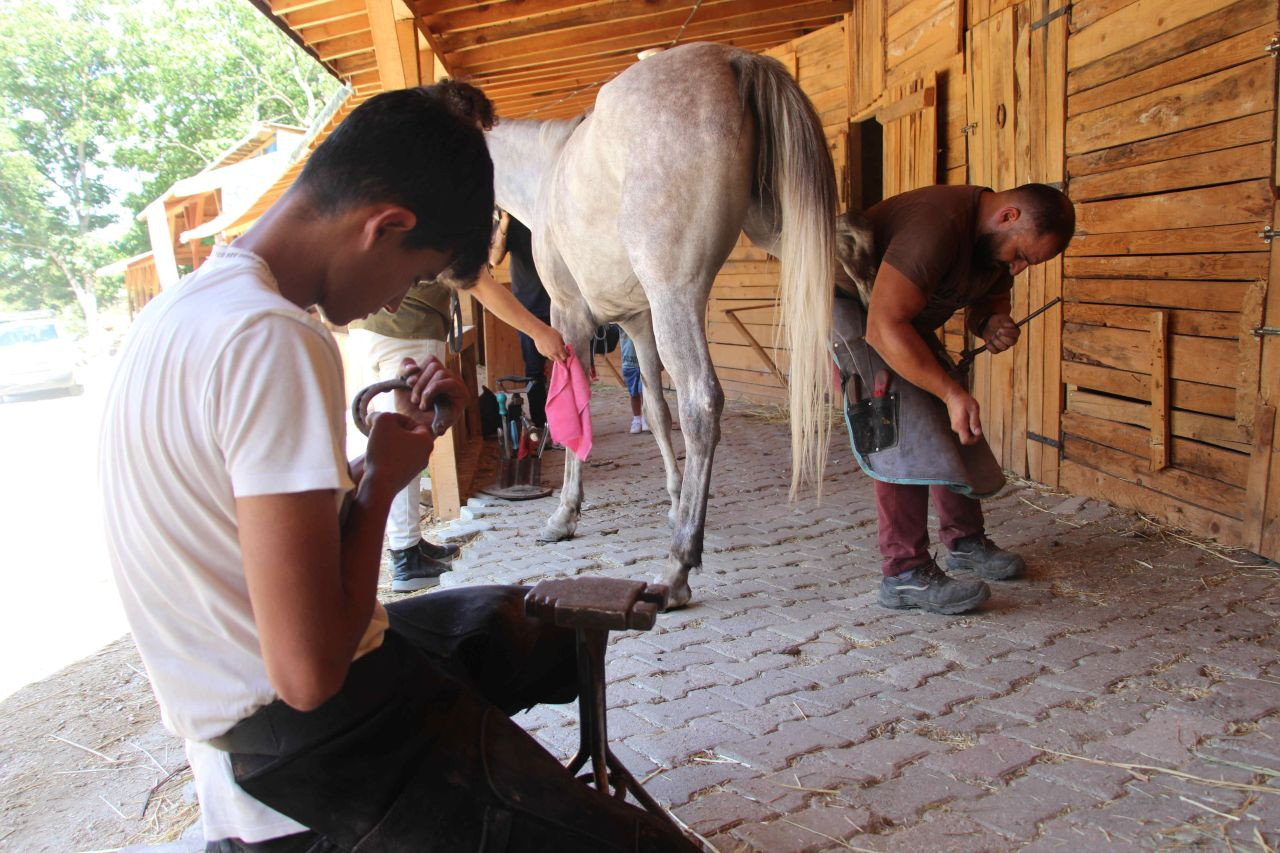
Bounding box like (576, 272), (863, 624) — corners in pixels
(1011, 183), (1075, 254)
(435, 79), (497, 131)
(296, 84), (495, 284)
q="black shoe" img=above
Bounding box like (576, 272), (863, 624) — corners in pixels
(418, 538), (460, 561)
(946, 534), (1025, 580)
(391, 548), (451, 593)
(878, 559), (990, 614)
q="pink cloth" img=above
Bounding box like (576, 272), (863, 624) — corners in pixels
(545, 345), (592, 459)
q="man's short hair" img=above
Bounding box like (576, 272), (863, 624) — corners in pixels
(296, 84), (494, 284)
(1011, 183), (1075, 254)
(435, 79), (497, 131)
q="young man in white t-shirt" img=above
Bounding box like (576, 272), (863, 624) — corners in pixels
(101, 84), (694, 852)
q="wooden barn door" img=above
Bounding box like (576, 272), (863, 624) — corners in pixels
(879, 75), (938, 197)
(1059, 0), (1277, 553)
(965, 6), (1019, 471)
(1016, 0), (1069, 487)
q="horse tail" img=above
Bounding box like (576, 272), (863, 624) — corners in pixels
(731, 51), (837, 499)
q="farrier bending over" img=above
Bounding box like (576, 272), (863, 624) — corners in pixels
(839, 183), (1074, 615)
(100, 84), (694, 852)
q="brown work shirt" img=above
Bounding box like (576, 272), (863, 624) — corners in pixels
(847, 184), (1012, 333)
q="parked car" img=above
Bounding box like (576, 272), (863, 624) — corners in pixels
(0, 313), (83, 402)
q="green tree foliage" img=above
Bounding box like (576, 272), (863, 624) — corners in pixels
(0, 0), (338, 327)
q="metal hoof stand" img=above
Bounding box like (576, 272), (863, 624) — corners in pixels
(524, 577), (683, 832)
(481, 375), (553, 500)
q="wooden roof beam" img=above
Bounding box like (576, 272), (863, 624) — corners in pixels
(282, 0), (366, 29)
(448, 0), (849, 71)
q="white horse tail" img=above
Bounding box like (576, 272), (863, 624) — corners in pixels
(731, 51), (837, 499)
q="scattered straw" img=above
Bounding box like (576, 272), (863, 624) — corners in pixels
(1017, 495), (1084, 527)
(1178, 795), (1240, 822)
(49, 733), (119, 764)
(98, 794), (128, 820)
(1257, 828), (1276, 853)
(1036, 748), (1280, 796)
(778, 817), (875, 851)
(773, 781), (841, 795)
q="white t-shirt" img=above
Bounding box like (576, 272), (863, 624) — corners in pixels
(99, 247), (389, 842)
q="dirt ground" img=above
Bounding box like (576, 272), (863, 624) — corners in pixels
(0, 636), (197, 851)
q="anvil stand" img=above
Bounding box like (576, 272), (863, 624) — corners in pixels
(524, 577), (684, 834)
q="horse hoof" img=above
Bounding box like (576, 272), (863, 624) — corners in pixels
(537, 526), (571, 543)
(662, 580), (692, 611)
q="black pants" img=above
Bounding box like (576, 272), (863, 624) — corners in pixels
(517, 331), (548, 428)
(207, 586), (693, 853)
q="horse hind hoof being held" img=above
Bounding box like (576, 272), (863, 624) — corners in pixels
(485, 42), (837, 611)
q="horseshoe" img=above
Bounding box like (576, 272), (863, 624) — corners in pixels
(351, 378), (453, 438)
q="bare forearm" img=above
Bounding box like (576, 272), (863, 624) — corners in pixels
(866, 320), (964, 403)
(471, 269), (548, 337)
(335, 479), (394, 639)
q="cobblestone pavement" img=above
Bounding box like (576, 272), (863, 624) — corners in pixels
(432, 388), (1280, 852)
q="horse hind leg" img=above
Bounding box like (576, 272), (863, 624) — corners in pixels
(651, 306), (724, 610)
(621, 315), (680, 527)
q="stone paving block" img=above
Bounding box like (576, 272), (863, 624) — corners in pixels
(672, 789), (779, 838)
(634, 624), (730, 654)
(641, 663), (743, 701)
(708, 667), (823, 709)
(956, 775), (1098, 841)
(704, 629), (806, 662)
(844, 636), (935, 668)
(921, 733), (1041, 783)
(623, 717), (747, 769)
(814, 732), (948, 783)
(1038, 648), (1168, 694)
(642, 759), (756, 809)
(1027, 758), (1136, 801)
(806, 698), (919, 745)
(853, 770), (987, 828)
(949, 658), (1045, 695)
(875, 812), (1017, 852)
(628, 686), (748, 729)
(716, 719), (854, 772)
(714, 697), (806, 738)
(1012, 636), (1119, 672)
(1198, 676), (1280, 723)
(883, 676), (997, 717)
(727, 804), (875, 850)
(790, 675), (885, 714)
(878, 656), (954, 689)
(932, 635), (1032, 668)
(1091, 707), (1225, 765)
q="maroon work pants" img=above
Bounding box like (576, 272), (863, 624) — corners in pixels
(874, 480), (985, 577)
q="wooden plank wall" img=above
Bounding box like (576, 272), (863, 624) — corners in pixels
(1056, 0), (1274, 545)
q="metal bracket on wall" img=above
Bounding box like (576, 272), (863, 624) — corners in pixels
(1027, 431), (1062, 450)
(1261, 226), (1277, 243)
(1266, 35), (1279, 57)
(1252, 326), (1280, 338)
(960, 122), (978, 135)
(1031, 3), (1071, 30)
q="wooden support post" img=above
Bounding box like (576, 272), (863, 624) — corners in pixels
(1244, 403), (1276, 552)
(428, 325), (481, 520)
(1149, 310), (1170, 471)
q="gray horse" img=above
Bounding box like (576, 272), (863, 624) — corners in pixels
(485, 42), (836, 609)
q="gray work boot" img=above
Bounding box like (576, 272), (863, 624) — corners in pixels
(878, 559), (990, 614)
(391, 547), (451, 593)
(946, 534), (1025, 580)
